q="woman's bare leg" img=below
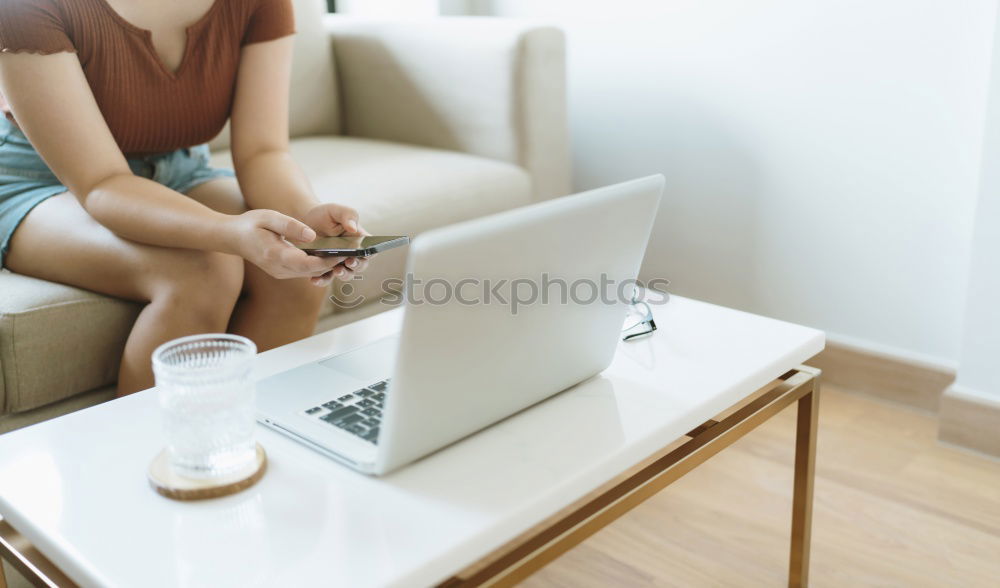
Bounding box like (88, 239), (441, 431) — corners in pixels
(5, 193), (245, 395)
(184, 178), (328, 350)
(229, 263), (327, 349)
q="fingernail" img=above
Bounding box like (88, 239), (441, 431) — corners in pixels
(348, 221), (358, 232)
(302, 227), (314, 241)
(347, 259), (357, 268)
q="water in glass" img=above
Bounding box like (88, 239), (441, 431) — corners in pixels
(152, 334), (257, 479)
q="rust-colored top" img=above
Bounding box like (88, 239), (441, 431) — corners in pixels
(0, 0), (295, 154)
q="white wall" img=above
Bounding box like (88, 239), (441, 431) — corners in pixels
(474, 0), (997, 365)
(338, 0), (468, 15)
(337, 0), (439, 15)
(953, 2), (1000, 403)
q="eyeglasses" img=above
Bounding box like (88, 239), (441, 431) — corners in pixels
(622, 291), (657, 341)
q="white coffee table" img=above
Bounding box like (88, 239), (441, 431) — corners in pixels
(0, 295), (823, 587)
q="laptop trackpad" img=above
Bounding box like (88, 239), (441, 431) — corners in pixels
(318, 337), (399, 382)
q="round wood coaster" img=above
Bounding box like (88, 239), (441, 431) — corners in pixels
(148, 444), (267, 501)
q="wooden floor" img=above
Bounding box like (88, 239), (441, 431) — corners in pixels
(522, 385), (1000, 587)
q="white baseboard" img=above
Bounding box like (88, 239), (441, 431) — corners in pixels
(808, 340), (955, 412)
(822, 332), (958, 373)
(807, 340), (1000, 458)
(939, 384), (1000, 458)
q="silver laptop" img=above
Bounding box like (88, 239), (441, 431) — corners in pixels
(256, 175), (664, 475)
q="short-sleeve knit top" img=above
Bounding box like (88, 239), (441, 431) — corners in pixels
(0, 0), (295, 155)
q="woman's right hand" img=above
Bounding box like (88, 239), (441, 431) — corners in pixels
(225, 209), (345, 280)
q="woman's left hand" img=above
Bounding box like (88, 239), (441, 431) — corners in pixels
(302, 202), (366, 237)
(301, 203), (371, 287)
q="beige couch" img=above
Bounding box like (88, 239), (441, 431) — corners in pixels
(0, 0), (569, 432)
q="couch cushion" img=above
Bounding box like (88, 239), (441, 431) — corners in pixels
(211, 136), (533, 311)
(0, 137), (530, 414)
(0, 273), (141, 413)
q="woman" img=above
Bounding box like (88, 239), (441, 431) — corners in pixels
(0, 0), (368, 395)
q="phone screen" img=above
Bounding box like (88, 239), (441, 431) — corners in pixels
(298, 236), (381, 249)
(295, 235), (408, 255)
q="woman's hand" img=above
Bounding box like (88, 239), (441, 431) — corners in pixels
(226, 209), (346, 281)
(301, 202), (367, 237)
(300, 203), (371, 287)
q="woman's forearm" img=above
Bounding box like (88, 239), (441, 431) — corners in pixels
(234, 149), (318, 221)
(83, 173), (238, 254)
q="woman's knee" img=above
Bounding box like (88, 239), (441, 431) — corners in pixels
(146, 250), (245, 323)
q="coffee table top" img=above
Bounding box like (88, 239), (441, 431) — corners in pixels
(0, 296), (823, 587)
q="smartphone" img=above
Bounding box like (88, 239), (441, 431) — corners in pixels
(295, 235), (409, 257)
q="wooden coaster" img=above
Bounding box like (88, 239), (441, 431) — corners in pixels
(148, 443), (267, 501)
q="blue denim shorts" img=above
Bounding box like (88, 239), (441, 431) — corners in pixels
(0, 118), (235, 268)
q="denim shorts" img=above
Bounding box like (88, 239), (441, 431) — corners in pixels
(0, 118), (235, 268)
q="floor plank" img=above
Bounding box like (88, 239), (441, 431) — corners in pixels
(523, 385), (1000, 587)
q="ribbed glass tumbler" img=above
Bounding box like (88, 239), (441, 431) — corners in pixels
(152, 334), (258, 479)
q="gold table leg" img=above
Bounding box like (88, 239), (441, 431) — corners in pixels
(789, 374), (820, 587)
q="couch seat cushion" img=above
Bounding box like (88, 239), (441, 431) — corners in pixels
(0, 137), (530, 414)
(0, 273), (141, 413)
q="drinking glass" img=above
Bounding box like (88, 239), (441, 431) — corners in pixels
(152, 334), (258, 479)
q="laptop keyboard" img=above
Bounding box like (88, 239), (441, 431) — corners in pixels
(304, 379), (389, 444)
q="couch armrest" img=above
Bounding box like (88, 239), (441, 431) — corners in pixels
(326, 15), (570, 201)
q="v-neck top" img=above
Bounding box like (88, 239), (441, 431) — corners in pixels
(0, 0), (295, 155)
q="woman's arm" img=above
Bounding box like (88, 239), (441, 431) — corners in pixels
(0, 52), (337, 279)
(230, 37), (362, 239)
